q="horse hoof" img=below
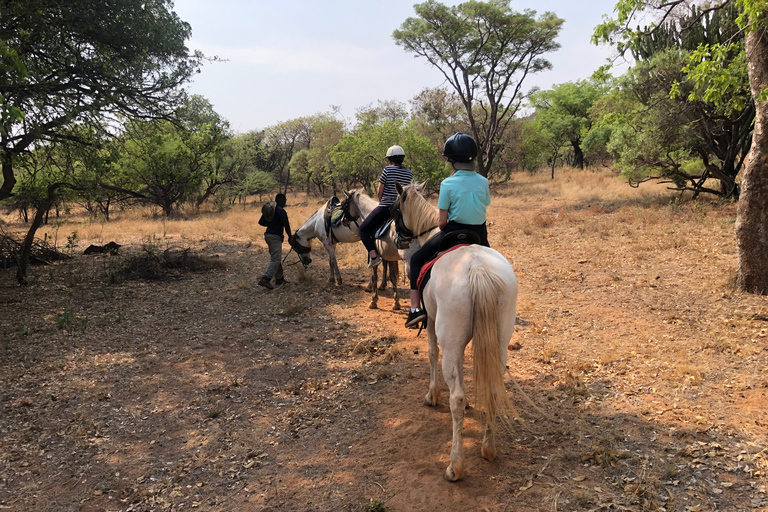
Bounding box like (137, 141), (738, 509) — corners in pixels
(377, 285), (387, 291)
(445, 463), (463, 482)
(364, 285), (373, 292)
(392, 302), (401, 311)
(481, 444), (496, 462)
(369, 302), (378, 310)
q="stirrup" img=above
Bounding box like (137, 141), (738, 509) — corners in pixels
(405, 309), (427, 328)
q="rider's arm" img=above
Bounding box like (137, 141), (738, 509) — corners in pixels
(376, 182), (385, 202)
(438, 209), (449, 230)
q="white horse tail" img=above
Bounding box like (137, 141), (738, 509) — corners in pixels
(469, 264), (515, 435)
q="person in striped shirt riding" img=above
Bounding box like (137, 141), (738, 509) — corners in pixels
(359, 145), (414, 267)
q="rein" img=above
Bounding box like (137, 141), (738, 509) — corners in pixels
(391, 204), (438, 248)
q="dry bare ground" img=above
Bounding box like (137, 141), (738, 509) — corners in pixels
(1, 168), (767, 512)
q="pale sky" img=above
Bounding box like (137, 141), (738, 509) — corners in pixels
(173, 0), (622, 133)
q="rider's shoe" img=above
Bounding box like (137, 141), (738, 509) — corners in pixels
(368, 255), (382, 268)
(405, 309), (427, 328)
(275, 278), (289, 286)
(258, 277), (274, 289)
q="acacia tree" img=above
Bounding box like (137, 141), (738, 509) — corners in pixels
(393, 0), (563, 177)
(593, 0), (768, 293)
(1, 0), (202, 283)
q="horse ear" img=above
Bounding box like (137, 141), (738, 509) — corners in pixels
(344, 190), (351, 198)
(416, 181), (427, 194)
(395, 182), (404, 195)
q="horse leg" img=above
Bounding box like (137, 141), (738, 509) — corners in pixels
(325, 243), (341, 285)
(368, 266), (379, 309)
(390, 261), (401, 310)
(424, 319), (440, 406)
(378, 261), (388, 291)
(442, 344), (467, 482)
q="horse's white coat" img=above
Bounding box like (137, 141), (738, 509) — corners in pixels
(396, 182), (518, 481)
(291, 191), (409, 309)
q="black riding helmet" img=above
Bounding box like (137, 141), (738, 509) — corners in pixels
(442, 132), (478, 163)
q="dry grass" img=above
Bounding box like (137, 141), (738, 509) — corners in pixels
(2, 166), (768, 512)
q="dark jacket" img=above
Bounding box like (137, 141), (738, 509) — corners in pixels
(261, 206), (291, 241)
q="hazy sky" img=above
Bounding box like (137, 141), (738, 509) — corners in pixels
(173, 0), (622, 133)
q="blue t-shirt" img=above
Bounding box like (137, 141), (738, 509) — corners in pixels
(437, 170), (490, 225)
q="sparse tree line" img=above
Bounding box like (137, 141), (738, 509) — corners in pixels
(3, 0), (768, 291)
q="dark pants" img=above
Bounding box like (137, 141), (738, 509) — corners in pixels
(359, 204), (391, 253)
(409, 221), (489, 290)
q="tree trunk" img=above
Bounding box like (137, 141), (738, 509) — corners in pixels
(0, 148), (16, 201)
(736, 19), (768, 293)
(572, 142), (584, 169)
(16, 192), (57, 284)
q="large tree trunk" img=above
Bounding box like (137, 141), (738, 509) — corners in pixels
(736, 19), (768, 293)
(0, 148), (16, 201)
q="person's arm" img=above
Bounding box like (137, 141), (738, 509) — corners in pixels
(438, 209), (449, 230)
(282, 209), (292, 238)
(376, 181), (385, 202)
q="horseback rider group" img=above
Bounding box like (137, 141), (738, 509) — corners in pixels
(260, 132), (490, 330)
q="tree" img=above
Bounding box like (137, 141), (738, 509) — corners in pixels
(107, 97), (228, 216)
(0, 0), (201, 201)
(594, 4), (750, 199)
(529, 80), (606, 170)
(1, 0), (202, 283)
(409, 87), (469, 150)
(593, 0), (768, 293)
(393, 0), (563, 177)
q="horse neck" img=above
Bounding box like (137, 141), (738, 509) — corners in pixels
(297, 209), (324, 241)
(352, 192), (378, 218)
(407, 193), (439, 243)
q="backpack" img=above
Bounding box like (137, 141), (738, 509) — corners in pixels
(259, 200), (277, 226)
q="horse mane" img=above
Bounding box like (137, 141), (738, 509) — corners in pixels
(401, 182), (439, 237)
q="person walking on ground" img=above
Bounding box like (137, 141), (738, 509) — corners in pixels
(258, 193), (293, 290)
(358, 145), (414, 267)
(404, 132), (491, 328)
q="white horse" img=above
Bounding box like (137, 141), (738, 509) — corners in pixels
(290, 191), (404, 309)
(393, 182), (519, 481)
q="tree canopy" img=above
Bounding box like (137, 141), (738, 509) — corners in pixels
(0, 0), (202, 200)
(393, 0), (563, 178)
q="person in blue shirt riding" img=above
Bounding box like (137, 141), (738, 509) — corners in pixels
(404, 132), (490, 328)
(359, 145), (414, 267)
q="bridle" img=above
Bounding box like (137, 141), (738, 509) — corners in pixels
(390, 192), (438, 249)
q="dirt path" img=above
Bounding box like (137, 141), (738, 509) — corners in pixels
(2, 187), (768, 511)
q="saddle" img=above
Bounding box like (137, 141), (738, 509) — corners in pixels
(374, 219), (394, 240)
(416, 230), (482, 292)
(323, 196), (343, 230)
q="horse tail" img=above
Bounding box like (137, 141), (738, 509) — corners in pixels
(469, 264), (515, 434)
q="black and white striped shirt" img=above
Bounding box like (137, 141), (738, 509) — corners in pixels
(379, 165), (413, 205)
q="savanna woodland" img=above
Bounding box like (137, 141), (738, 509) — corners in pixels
(2, 0), (768, 511)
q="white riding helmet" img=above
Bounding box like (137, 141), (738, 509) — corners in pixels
(386, 145), (405, 158)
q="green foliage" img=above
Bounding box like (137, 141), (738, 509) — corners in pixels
(108, 96), (230, 215)
(331, 120), (446, 193)
(0, 0), (203, 201)
(394, 0), (564, 176)
(530, 80), (607, 169)
(591, 2), (752, 198)
(364, 498), (389, 512)
(56, 309), (74, 330)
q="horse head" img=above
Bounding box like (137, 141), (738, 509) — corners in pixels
(290, 234), (313, 266)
